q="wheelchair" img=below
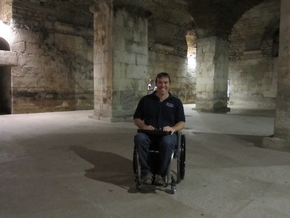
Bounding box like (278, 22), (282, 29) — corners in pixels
(133, 129), (186, 194)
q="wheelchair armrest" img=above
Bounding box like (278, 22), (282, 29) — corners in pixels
(137, 129), (171, 136)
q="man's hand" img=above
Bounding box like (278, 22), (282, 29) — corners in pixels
(163, 121), (185, 135)
(144, 125), (155, 130)
(163, 126), (175, 134)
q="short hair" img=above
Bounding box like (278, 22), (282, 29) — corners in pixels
(155, 72), (171, 83)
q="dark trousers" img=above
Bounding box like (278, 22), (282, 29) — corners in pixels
(134, 133), (176, 177)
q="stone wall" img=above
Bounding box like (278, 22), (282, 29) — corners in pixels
(148, 51), (195, 103)
(229, 53), (277, 108)
(1, 0), (281, 115)
(228, 0), (279, 108)
(9, 0), (94, 113)
(147, 12), (195, 104)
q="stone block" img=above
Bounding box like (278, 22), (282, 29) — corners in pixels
(125, 41), (146, 54)
(114, 50), (135, 64)
(112, 78), (127, 91)
(205, 84), (214, 92)
(0, 50), (17, 66)
(154, 43), (174, 52)
(114, 36), (125, 52)
(13, 76), (37, 88)
(262, 136), (290, 152)
(263, 90), (276, 98)
(124, 64), (147, 79)
(136, 54), (147, 66)
(22, 66), (42, 76)
(54, 21), (74, 33)
(11, 42), (25, 52)
(26, 42), (41, 54)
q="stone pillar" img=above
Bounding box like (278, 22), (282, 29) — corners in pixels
(263, 0), (290, 151)
(195, 36), (229, 112)
(90, 1), (150, 122)
(0, 0), (13, 23)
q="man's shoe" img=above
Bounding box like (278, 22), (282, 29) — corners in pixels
(154, 175), (165, 186)
(141, 174), (153, 185)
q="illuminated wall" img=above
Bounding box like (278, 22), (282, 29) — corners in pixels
(0, 0), (94, 113)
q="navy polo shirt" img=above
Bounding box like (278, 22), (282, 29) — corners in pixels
(133, 92), (186, 129)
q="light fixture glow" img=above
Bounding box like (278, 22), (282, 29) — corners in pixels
(188, 54), (196, 72)
(0, 20), (14, 43)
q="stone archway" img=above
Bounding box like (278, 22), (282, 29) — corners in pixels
(0, 37), (11, 114)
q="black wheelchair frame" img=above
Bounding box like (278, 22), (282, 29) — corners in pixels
(133, 130), (186, 194)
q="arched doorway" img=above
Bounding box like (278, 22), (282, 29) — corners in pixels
(0, 37), (11, 114)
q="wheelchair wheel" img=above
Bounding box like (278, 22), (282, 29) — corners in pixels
(176, 133), (186, 183)
(133, 145), (138, 174)
(135, 179), (141, 190)
(133, 145), (142, 191)
(179, 134), (186, 180)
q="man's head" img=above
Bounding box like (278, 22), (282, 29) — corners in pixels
(155, 72), (171, 84)
(155, 72), (171, 95)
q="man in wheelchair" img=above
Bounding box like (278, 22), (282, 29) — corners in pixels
(133, 72), (186, 186)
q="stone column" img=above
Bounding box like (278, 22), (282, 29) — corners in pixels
(195, 36), (229, 112)
(263, 0), (290, 151)
(90, 0), (150, 122)
(0, 0), (13, 23)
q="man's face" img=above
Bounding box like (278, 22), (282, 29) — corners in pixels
(156, 76), (170, 95)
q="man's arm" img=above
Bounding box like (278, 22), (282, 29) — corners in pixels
(163, 121), (185, 134)
(134, 118), (155, 130)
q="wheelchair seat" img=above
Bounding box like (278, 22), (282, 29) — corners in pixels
(133, 129), (186, 194)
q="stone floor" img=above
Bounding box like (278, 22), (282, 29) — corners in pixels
(0, 105), (290, 218)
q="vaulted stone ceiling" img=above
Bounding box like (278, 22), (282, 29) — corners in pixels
(229, 0), (280, 59)
(187, 0), (269, 39)
(146, 0), (280, 57)
(21, 0), (278, 56)
(146, 0), (193, 57)
(24, 0), (279, 38)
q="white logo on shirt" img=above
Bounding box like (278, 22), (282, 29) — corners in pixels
(166, 102), (174, 108)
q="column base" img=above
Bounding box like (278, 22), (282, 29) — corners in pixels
(89, 110), (134, 122)
(262, 136), (290, 152)
(88, 114), (112, 122)
(195, 107), (230, 113)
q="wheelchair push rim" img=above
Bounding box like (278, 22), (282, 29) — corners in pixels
(179, 134), (186, 180)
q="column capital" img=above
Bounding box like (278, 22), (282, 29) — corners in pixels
(90, 0), (151, 18)
(113, 4), (151, 18)
(90, 0), (111, 14)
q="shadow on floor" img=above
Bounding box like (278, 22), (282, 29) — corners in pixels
(229, 134), (269, 148)
(69, 145), (173, 194)
(70, 145), (139, 193)
(227, 108), (275, 117)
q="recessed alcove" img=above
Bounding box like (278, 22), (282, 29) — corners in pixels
(0, 37), (11, 114)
